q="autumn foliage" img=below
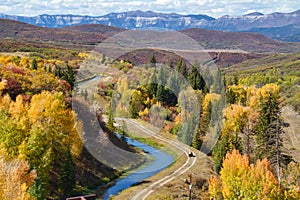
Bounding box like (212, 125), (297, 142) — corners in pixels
(0, 147), (36, 200)
(209, 150), (282, 199)
(0, 55), (82, 199)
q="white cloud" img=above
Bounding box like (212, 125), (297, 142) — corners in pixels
(155, 0), (172, 5)
(0, 0), (298, 17)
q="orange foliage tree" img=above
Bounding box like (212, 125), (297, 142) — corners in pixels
(209, 149), (281, 199)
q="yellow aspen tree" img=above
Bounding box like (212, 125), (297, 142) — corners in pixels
(19, 57), (30, 68)
(208, 176), (222, 200)
(0, 80), (6, 95)
(242, 158), (280, 199)
(9, 95), (30, 131)
(117, 77), (129, 94)
(220, 149), (249, 199)
(245, 86), (258, 108)
(27, 91), (81, 156)
(0, 149), (36, 200)
(0, 94), (11, 111)
(219, 150), (281, 199)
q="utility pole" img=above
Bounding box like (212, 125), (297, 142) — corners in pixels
(189, 174), (192, 200)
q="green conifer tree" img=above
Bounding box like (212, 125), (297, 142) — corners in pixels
(156, 84), (164, 103)
(182, 63), (189, 79)
(107, 104), (115, 131)
(59, 147), (76, 198)
(150, 54), (156, 64)
(254, 88), (291, 182)
(176, 57), (183, 74)
(31, 59), (38, 70)
(189, 65), (206, 91)
(61, 65), (76, 88)
(192, 130), (202, 150)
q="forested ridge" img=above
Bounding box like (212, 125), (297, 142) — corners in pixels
(0, 40), (299, 199)
(97, 53), (300, 199)
(0, 54), (141, 199)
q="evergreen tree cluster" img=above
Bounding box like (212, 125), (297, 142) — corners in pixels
(212, 83), (292, 187)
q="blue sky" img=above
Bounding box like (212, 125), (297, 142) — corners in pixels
(0, 0), (299, 17)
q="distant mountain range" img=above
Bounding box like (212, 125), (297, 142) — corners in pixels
(0, 10), (300, 42)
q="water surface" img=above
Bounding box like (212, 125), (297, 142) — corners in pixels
(102, 137), (173, 199)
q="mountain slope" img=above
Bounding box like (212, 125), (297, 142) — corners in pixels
(0, 19), (299, 54)
(61, 23), (124, 35)
(180, 28), (299, 53)
(0, 18), (118, 44)
(244, 22), (300, 42)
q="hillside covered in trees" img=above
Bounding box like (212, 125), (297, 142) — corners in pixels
(0, 54), (144, 199)
(95, 51), (300, 199)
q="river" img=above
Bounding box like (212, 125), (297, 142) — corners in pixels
(102, 136), (174, 200)
(76, 76), (174, 199)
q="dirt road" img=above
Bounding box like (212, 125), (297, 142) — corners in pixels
(113, 118), (211, 200)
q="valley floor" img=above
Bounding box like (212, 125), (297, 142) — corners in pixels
(110, 119), (214, 200)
